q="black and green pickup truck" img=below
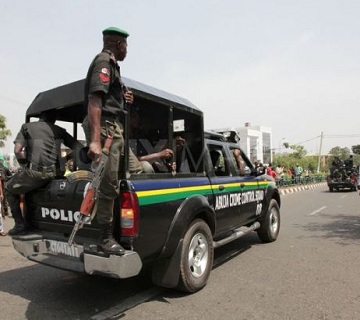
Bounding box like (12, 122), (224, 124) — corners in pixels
(12, 78), (281, 293)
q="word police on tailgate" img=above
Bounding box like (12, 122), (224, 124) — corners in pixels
(41, 207), (88, 223)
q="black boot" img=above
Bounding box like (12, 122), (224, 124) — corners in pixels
(8, 224), (26, 236)
(8, 205), (26, 236)
(98, 224), (125, 255)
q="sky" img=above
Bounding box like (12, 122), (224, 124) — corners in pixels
(1, 0), (360, 156)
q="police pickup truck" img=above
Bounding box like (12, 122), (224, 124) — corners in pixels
(12, 78), (281, 293)
(327, 157), (358, 192)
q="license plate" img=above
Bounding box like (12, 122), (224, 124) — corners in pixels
(47, 240), (83, 258)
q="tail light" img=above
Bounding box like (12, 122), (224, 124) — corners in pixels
(120, 191), (139, 236)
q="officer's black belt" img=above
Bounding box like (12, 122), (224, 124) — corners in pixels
(28, 163), (56, 174)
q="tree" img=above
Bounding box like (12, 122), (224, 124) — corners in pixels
(328, 146), (351, 159)
(289, 144), (307, 159)
(0, 114), (11, 148)
(351, 145), (360, 155)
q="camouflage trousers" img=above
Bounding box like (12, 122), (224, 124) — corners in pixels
(82, 116), (142, 224)
(5, 168), (54, 226)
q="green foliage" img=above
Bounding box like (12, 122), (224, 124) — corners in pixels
(273, 143), (360, 176)
(352, 145), (360, 155)
(274, 144), (313, 172)
(0, 114), (11, 148)
(328, 146), (351, 158)
(289, 144), (307, 159)
(273, 153), (318, 174)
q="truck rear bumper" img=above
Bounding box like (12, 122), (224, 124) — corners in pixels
(12, 234), (142, 279)
(327, 181), (356, 190)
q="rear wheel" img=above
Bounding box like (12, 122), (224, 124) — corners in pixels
(257, 199), (280, 243)
(177, 219), (213, 293)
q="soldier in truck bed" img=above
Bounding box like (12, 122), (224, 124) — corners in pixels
(5, 110), (82, 236)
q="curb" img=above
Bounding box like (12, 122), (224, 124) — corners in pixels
(279, 182), (327, 196)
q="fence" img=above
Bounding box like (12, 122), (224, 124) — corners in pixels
(277, 175), (325, 188)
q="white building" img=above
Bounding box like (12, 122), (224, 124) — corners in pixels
(213, 122), (273, 165)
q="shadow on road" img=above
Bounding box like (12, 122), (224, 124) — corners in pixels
(301, 213), (360, 244)
(0, 230), (263, 319)
(0, 262), (153, 320)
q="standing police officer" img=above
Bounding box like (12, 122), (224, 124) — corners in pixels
(0, 159), (12, 216)
(82, 27), (142, 255)
(5, 110), (82, 235)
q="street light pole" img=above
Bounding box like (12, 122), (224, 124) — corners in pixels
(317, 131), (323, 173)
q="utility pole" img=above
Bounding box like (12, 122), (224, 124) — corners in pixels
(317, 131), (323, 173)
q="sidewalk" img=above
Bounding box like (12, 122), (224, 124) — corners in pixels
(278, 182), (327, 196)
(0, 214), (14, 238)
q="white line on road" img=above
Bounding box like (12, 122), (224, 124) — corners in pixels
(308, 206), (327, 216)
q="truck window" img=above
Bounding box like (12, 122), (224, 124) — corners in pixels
(209, 147), (229, 176)
(230, 147), (247, 176)
(129, 100), (203, 175)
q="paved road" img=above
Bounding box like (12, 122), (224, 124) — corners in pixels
(1, 184), (360, 319)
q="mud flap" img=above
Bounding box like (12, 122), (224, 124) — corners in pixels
(151, 239), (183, 288)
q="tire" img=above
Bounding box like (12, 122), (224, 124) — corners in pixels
(177, 219), (214, 293)
(257, 199), (280, 243)
(329, 186), (333, 192)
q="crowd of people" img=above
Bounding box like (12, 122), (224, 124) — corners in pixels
(261, 162), (314, 187)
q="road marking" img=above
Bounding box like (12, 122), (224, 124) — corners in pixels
(308, 206), (327, 216)
(90, 287), (162, 320)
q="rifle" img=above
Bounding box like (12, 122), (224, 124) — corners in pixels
(68, 120), (115, 245)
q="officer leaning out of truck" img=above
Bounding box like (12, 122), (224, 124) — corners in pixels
(5, 110), (82, 236)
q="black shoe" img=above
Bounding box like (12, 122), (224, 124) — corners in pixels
(8, 225), (27, 236)
(98, 238), (125, 255)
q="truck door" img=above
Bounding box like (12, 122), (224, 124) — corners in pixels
(229, 146), (263, 224)
(207, 143), (243, 235)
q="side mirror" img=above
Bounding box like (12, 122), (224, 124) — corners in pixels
(251, 166), (265, 176)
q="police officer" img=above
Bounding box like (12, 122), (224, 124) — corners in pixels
(0, 159), (12, 216)
(5, 110), (82, 235)
(82, 27), (143, 255)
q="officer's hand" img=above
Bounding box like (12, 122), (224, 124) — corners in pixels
(124, 89), (134, 105)
(159, 149), (174, 160)
(168, 161), (176, 172)
(233, 149), (241, 157)
(88, 142), (102, 162)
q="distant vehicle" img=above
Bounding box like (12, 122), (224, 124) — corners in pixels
(327, 157), (357, 192)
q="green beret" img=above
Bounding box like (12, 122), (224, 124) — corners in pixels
(102, 27), (129, 38)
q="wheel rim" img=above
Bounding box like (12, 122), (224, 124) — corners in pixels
(269, 208), (279, 235)
(188, 232), (209, 278)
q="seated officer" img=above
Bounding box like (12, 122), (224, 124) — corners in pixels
(233, 148), (246, 175)
(129, 107), (173, 172)
(5, 110), (83, 235)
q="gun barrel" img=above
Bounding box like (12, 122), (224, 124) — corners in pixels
(68, 222), (80, 245)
